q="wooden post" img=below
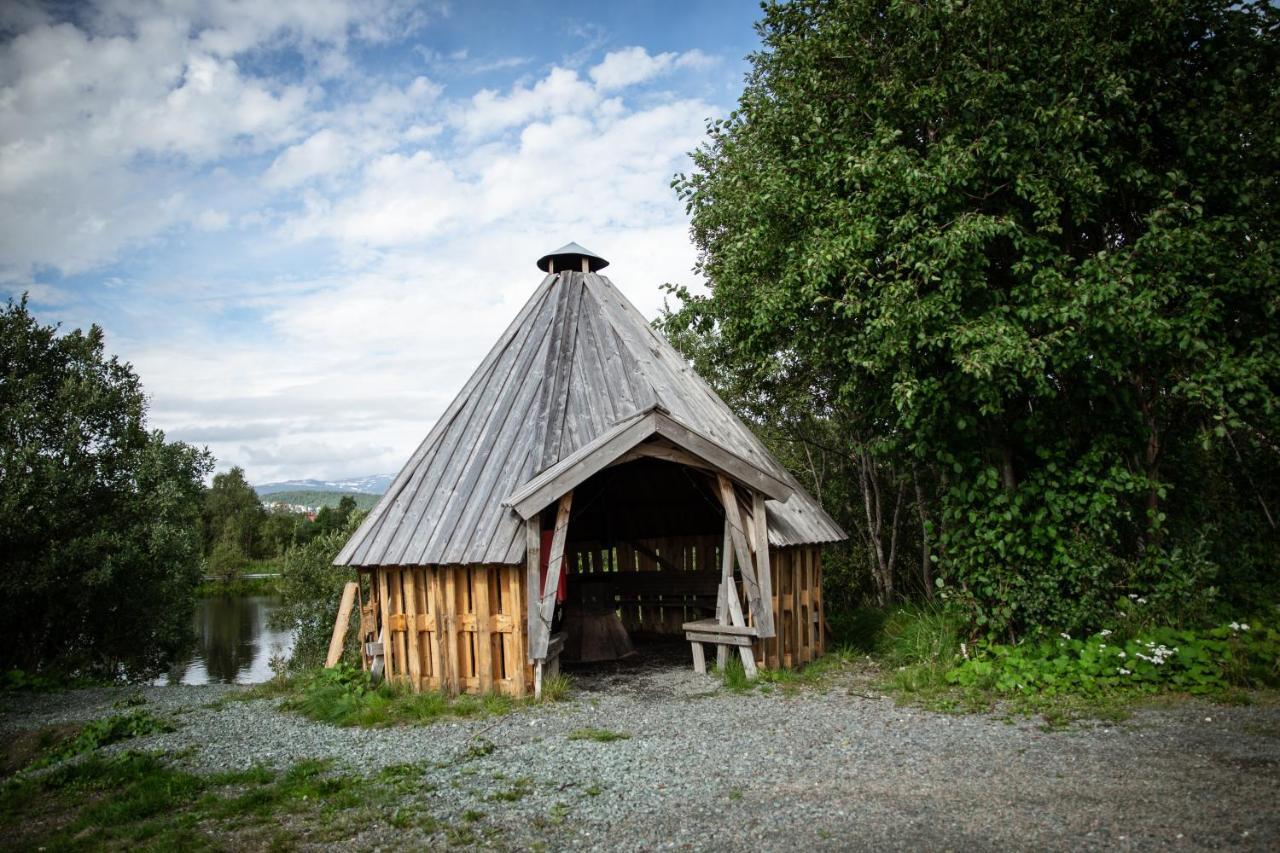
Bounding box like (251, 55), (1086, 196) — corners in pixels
(377, 569), (395, 678)
(717, 475), (772, 636)
(531, 491), (572, 661)
(752, 491), (775, 667)
(325, 582), (358, 668)
(526, 518), (541, 663)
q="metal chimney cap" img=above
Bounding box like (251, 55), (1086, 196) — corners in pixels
(536, 241), (609, 273)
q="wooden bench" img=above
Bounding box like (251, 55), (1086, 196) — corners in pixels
(682, 618), (759, 676)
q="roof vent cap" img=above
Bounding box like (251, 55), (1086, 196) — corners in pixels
(536, 241), (609, 273)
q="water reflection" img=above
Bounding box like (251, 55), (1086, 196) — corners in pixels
(159, 595), (296, 685)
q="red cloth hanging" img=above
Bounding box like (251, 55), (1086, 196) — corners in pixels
(539, 529), (568, 603)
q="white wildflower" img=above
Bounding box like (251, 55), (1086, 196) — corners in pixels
(1118, 668), (1131, 675)
(1099, 644), (1107, 650)
(1060, 632), (1071, 640)
(1128, 593), (1138, 600)
(1118, 651), (1127, 658)
(1136, 597), (1147, 604)
(1099, 629), (1113, 638)
(1241, 623), (1250, 632)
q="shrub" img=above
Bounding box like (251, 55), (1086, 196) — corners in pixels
(948, 616), (1279, 698)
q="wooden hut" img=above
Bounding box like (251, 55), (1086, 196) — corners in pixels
(334, 243), (845, 696)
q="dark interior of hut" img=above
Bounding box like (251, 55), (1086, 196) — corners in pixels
(543, 455), (727, 667)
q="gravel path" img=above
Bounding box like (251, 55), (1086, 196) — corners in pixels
(2, 645), (1277, 851)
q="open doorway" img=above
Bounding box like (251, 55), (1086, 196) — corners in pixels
(538, 455), (725, 671)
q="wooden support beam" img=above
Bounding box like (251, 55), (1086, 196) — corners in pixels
(325, 582), (358, 668)
(752, 491), (775, 640)
(716, 475), (772, 636)
(377, 569), (394, 678)
(525, 518), (540, 663)
(530, 491), (572, 660)
(609, 441), (717, 473)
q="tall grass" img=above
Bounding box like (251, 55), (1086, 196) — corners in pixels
(873, 604), (965, 694)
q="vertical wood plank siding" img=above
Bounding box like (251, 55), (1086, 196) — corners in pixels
(365, 543), (823, 695)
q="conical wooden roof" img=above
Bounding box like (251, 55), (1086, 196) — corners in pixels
(335, 269), (845, 568)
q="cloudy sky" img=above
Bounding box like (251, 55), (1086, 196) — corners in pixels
(1, 0), (761, 484)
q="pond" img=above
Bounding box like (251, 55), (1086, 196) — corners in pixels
(157, 595), (296, 685)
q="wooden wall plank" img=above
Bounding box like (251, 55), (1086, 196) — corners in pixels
(475, 567), (493, 692)
(402, 569), (423, 690)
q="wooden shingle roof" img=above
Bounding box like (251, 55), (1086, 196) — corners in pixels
(334, 269), (846, 568)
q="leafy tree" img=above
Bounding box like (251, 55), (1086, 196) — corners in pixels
(0, 298), (212, 677)
(666, 0), (1280, 636)
(272, 512), (367, 670)
(202, 466), (266, 561)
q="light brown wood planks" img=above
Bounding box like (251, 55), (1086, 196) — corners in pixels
(325, 582), (358, 669)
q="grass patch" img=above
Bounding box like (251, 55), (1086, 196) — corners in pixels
(0, 747), (480, 850)
(566, 727), (630, 743)
(539, 673), (572, 702)
(31, 710), (174, 769)
(275, 664), (533, 728)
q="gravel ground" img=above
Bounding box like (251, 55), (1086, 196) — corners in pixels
(2, 643), (1277, 851)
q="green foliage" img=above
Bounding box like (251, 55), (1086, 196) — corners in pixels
(35, 710), (174, 768)
(271, 512), (366, 670)
(949, 617), (1280, 698)
(717, 657), (752, 693)
(566, 727), (630, 743)
(0, 749), (376, 850)
(279, 663), (524, 728)
(665, 0), (1280, 636)
(538, 673), (572, 702)
(0, 297), (213, 678)
(203, 466), (267, 561)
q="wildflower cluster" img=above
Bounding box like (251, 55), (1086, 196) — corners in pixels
(946, 616), (1279, 698)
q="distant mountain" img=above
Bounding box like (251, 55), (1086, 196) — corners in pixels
(254, 474), (394, 496)
(261, 490), (381, 512)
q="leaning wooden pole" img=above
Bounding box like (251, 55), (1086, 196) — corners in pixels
(325, 581), (358, 668)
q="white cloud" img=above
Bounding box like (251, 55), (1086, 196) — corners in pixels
(2, 5), (724, 482)
(589, 46), (714, 91)
(0, 1), (426, 278)
(453, 66), (599, 140)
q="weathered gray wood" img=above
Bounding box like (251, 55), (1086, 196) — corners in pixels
(717, 475), (771, 635)
(660, 420), (793, 502)
(531, 492), (572, 660)
(336, 275), (557, 566)
(609, 441), (716, 473)
(506, 410), (656, 518)
(540, 276), (585, 468)
(752, 491), (776, 639)
(690, 641), (706, 674)
(686, 631), (754, 647)
(682, 618), (758, 637)
(333, 267), (845, 573)
(525, 517), (540, 663)
(428, 308), (556, 563)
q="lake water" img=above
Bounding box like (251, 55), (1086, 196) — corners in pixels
(157, 595), (296, 685)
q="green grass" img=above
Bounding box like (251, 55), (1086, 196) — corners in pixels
(566, 727), (630, 743)
(270, 664), (538, 728)
(539, 673), (573, 702)
(0, 747), (521, 850)
(31, 710), (174, 770)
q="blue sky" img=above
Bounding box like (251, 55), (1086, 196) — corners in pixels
(0, 0), (763, 483)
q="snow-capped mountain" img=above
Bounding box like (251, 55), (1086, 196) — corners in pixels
(253, 474), (394, 497)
